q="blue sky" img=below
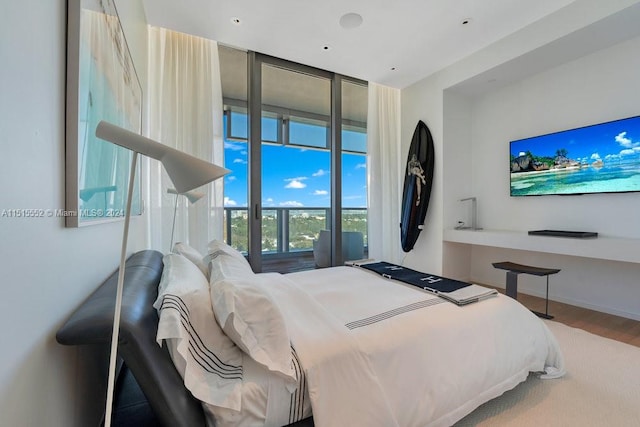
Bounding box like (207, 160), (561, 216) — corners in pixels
(510, 116), (640, 164)
(223, 114), (367, 208)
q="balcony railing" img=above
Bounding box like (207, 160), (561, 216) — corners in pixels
(223, 207), (367, 256)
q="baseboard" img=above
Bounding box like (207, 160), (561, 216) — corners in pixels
(476, 281), (640, 322)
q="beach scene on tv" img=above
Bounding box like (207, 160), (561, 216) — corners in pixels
(510, 116), (640, 196)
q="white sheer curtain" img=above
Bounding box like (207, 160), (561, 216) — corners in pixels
(367, 83), (403, 263)
(147, 27), (225, 254)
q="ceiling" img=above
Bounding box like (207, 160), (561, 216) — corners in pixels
(142, 0), (577, 89)
(218, 46), (369, 123)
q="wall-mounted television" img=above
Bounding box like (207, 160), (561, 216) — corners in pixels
(510, 115), (640, 196)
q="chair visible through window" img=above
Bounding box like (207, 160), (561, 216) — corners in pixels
(312, 230), (364, 268)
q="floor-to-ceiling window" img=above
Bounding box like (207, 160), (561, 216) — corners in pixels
(341, 80), (368, 247)
(219, 45), (367, 272)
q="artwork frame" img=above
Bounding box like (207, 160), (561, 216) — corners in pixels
(65, 0), (143, 227)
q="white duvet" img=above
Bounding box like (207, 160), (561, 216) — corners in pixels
(160, 263), (564, 427)
(266, 266), (565, 427)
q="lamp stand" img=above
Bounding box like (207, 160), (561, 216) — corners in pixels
(94, 120), (230, 427)
(170, 192), (179, 252)
(104, 151), (138, 427)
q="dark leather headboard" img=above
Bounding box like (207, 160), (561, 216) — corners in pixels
(56, 250), (206, 427)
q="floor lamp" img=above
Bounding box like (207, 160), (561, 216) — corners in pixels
(167, 187), (205, 251)
(95, 120), (229, 427)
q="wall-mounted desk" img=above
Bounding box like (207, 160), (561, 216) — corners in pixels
(443, 229), (640, 264)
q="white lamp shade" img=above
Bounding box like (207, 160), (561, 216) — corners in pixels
(96, 120), (229, 192)
(162, 149), (228, 193)
(167, 188), (205, 204)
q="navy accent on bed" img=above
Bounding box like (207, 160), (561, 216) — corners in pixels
(289, 347), (307, 424)
(159, 294), (244, 380)
(359, 261), (470, 293)
(345, 298), (445, 330)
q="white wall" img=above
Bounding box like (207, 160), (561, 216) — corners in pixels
(469, 35), (640, 237)
(0, 1), (147, 425)
(400, 77), (445, 274)
(401, 0), (640, 320)
(464, 35), (640, 319)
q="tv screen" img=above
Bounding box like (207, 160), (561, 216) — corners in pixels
(510, 115), (640, 196)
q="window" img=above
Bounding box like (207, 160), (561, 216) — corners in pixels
(219, 46), (368, 271)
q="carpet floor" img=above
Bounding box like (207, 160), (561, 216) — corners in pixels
(455, 320), (640, 426)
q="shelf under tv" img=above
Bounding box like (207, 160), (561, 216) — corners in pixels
(528, 230), (598, 239)
(443, 229), (640, 264)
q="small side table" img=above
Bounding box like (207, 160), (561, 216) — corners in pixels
(492, 261), (560, 319)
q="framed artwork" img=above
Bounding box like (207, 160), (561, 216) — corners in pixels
(65, 0), (142, 227)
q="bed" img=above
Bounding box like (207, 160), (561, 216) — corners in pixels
(57, 246), (564, 427)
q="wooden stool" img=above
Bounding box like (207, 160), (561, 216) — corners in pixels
(492, 261), (560, 319)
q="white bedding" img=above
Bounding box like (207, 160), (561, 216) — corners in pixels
(160, 260), (564, 427)
(269, 266), (565, 427)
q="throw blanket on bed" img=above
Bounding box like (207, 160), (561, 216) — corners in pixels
(354, 261), (498, 305)
(358, 261), (470, 292)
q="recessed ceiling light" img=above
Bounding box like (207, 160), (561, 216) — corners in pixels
(231, 17), (241, 25)
(461, 18), (472, 25)
(339, 13), (363, 29)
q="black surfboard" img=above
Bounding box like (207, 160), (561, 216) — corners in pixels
(400, 120), (435, 252)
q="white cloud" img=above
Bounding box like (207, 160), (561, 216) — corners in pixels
(615, 132), (634, 148)
(263, 198), (275, 207)
(226, 176), (237, 182)
(312, 169), (328, 177)
(590, 153), (601, 160)
(313, 190), (328, 196)
(224, 197), (237, 207)
(285, 177), (308, 189)
(355, 163), (366, 169)
(620, 148), (635, 156)
(225, 141), (246, 151)
(233, 158), (247, 164)
(279, 201), (304, 207)
(285, 180), (306, 189)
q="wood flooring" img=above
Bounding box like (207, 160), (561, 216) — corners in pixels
(492, 286), (640, 348)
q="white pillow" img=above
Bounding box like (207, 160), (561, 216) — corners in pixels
(206, 239), (249, 265)
(210, 275), (296, 387)
(154, 253), (245, 410)
(154, 253), (208, 306)
(208, 250), (255, 286)
(172, 242), (208, 278)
